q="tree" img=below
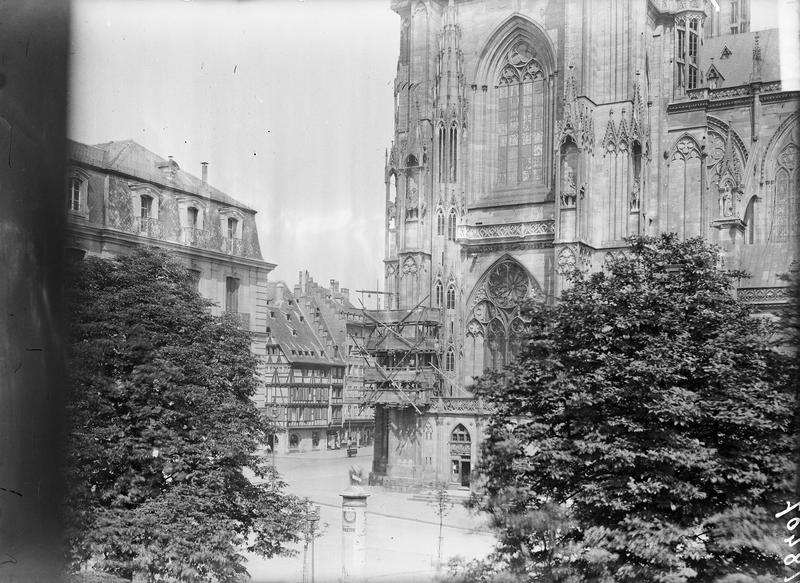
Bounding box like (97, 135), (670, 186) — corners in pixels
(466, 234), (795, 582)
(428, 481), (455, 572)
(64, 248), (304, 582)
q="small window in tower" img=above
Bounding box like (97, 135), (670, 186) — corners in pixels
(449, 122), (458, 182)
(438, 123), (446, 183)
(435, 280), (443, 307)
(446, 285), (456, 310)
(437, 210), (445, 236)
(447, 210), (457, 241)
(445, 347), (455, 372)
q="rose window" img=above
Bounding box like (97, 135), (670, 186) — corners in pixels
(487, 261), (529, 307)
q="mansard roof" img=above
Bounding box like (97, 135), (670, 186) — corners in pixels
(701, 29), (780, 88)
(266, 282), (344, 367)
(67, 139), (256, 213)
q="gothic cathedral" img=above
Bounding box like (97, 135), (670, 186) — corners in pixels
(371, 0), (798, 489)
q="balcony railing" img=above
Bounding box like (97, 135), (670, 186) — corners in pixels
(286, 419), (329, 428)
(182, 226), (210, 247)
(225, 237), (244, 256)
(134, 217), (163, 238)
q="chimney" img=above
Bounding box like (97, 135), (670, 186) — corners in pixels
(201, 162), (208, 184)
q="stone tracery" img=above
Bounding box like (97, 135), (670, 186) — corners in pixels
(463, 258), (539, 376)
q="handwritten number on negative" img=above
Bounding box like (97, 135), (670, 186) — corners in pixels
(777, 501), (800, 519)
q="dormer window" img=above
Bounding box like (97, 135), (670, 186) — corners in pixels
(187, 207), (199, 227)
(67, 171), (90, 217)
(228, 218), (239, 239)
(69, 178), (81, 211)
(140, 195), (153, 220)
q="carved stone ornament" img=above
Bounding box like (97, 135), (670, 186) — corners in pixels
(402, 256), (418, 275)
(557, 246), (577, 275)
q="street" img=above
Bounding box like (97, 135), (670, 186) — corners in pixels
(245, 446), (496, 583)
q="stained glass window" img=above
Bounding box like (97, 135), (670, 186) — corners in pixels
(496, 42), (545, 186)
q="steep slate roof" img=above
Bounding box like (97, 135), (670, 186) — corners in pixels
(266, 282), (344, 366)
(67, 139), (256, 213)
(702, 29), (780, 88)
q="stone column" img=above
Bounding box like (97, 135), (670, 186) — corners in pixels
(340, 480), (369, 582)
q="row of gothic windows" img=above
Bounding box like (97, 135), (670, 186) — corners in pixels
(667, 135), (798, 243)
(434, 280), (457, 310)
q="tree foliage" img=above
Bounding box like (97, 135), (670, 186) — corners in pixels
(467, 234), (795, 582)
(64, 248), (304, 582)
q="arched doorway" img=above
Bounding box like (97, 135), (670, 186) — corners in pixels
(449, 424), (471, 487)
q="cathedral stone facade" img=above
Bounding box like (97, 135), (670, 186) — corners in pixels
(369, 0), (799, 490)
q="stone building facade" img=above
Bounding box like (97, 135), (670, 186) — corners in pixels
(368, 0), (799, 490)
(65, 140), (275, 414)
(65, 139), (272, 328)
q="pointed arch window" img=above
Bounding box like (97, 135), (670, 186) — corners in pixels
(496, 41), (545, 186)
(772, 143), (798, 242)
(465, 258), (535, 373)
(449, 122), (458, 182)
(435, 280), (443, 307)
(445, 347), (455, 372)
(438, 123), (446, 183)
(446, 284), (456, 310)
(437, 209), (445, 236)
(447, 209), (457, 241)
(451, 424), (470, 442)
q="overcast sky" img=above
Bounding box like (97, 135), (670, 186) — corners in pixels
(69, 0), (398, 302)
